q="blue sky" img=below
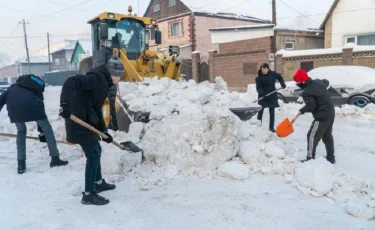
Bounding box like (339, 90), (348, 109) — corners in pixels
(0, 0), (333, 64)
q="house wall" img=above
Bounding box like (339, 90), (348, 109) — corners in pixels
(72, 44), (85, 70)
(52, 50), (73, 70)
(15, 62), (50, 76)
(156, 15), (191, 49)
(210, 37), (271, 88)
(331, 0), (375, 47)
(276, 34), (324, 51)
(0, 64), (17, 77)
(324, 14), (333, 48)
(195, 16), (261, 56)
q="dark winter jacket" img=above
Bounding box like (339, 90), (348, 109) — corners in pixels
(255, 70), (286, 108)
(60, 65), (113, 144)
(0, 76), (47, 123)
(299, 78), (335, 121)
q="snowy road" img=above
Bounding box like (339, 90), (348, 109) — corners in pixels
(0, 85), (374, 229)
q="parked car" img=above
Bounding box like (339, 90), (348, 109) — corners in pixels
(277, 66), (375, 108)
(0, 81), (10, 94)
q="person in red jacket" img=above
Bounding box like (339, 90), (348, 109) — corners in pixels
(293, 69), (336, 164)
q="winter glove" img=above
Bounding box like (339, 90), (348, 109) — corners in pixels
(59, 102), (72, 119)
(101, 131), (113, 144)
(39, 134), (47, 143)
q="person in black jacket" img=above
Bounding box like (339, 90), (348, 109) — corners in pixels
(59, 55), (124, 205)
(0, 74), (68, 174)
(293, 69), (336, 164)
(255, 63), (286, 132)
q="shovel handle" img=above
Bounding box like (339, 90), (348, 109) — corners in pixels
(60, 108), (125, 150)
(253, 88), (283, 103)
(290, 112), (301, 124)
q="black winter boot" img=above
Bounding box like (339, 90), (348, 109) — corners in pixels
(81, 192), (109, 205)
(326, 154), (336, 164)
(50, 156), (69, 168)
(301, 157), (313, 163)
(269, 128), (276, 133)
(18, 160), (26, 174)
(94, 179), (116, 193)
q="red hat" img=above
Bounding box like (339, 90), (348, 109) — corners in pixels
(293, 69), (309, 82)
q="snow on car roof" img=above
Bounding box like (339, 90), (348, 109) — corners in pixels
(308, 66), (375, 89)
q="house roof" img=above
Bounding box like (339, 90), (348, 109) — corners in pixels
(210, 24), (275, 32)
(144, 0), (270, 23)
(50, 41), (77, 55)
(16, 56), (49, 64)
(70, 40), (92, 63)
(320, 0), (340, 29)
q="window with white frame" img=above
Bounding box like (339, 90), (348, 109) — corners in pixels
(148, 28), (155, 40)
(169, 0), (176, 7)
(285, 41), (295, 50)
(170, 21), (182, 37)
(153, 3), (160, 12)
(345, 33), (375, 46)
(346, 37), (356, 44)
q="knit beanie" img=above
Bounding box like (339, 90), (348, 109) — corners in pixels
(106, 55), (124, 77)
(293, 69), (309, 82)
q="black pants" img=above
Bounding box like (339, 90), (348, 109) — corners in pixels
(79, 142), (103, 193)
(307, 119), (334, 159)
(257, 107), (275, 129)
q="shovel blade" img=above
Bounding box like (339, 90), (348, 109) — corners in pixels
(120, 141), (143, 153)
(276, 118), (295, 138)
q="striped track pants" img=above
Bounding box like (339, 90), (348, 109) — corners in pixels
(307, 119), (335, 159)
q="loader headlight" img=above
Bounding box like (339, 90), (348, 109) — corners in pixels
(151, 20), (157, 25)
(108, 13), (115, 19)
(169, 45), (180, 55)
(101, 40), (112, 48)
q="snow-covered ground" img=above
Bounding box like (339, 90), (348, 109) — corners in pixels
(0, 78), (374, 229)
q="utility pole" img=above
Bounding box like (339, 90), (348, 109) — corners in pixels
(138, 0), (140, 16)
(47, 32), (51, 71)
(271, 0), (277, 69)
(20, 19), (31, 74)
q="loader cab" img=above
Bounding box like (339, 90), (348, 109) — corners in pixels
(89, 11), (162, 67)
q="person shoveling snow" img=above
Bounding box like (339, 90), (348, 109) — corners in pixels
(0, 74), (68, 174)
(59, 55), (124, 206)
(292, 69), (336, 164)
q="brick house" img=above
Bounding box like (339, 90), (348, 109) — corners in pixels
(205, 24), (324, 88)
(143, 0), (270, 58)
(321, 0), (375, 48)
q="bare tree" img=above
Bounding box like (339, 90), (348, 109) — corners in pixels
(0, 52), (10, 68)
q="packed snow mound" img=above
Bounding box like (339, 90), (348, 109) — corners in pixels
(295, 158), (335, 196)
(238, 140), (263, 165)
(346, 202), (375, 220)
(218, 161), (249, 180)
(118, 77), (265, 170)
(140, 111), (240, 170)
(119, 76), (260, 121)
(264, 143), (286, 159)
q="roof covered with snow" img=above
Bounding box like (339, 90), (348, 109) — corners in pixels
(180, 0), (334, 30)
(210, 24), (274, 31)
(51, 41), (77, 55)
(276, 44), (375, 58)
(16, 56), (49, 64)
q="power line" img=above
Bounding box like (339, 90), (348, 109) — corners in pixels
(278, 0), (321, 25)
(43, 0), (95, 14)
(0, 33), (90, 39)
(29, 0), (95, 21)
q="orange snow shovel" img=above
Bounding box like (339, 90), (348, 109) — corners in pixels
(276, 112), (301, 138)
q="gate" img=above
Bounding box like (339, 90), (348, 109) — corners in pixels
(198, 55), (209, 82)
(180, 59), (192, 80)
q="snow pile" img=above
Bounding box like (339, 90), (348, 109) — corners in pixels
(118, 77), (261, 171)
(217, 161), (249, 180)
(295, 158), (335, 196)
(334, 104), (375, 120)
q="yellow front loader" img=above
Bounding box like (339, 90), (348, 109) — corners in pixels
(79, 6), (184, 132)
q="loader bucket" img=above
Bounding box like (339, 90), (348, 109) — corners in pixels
(229, 106), (262, 121)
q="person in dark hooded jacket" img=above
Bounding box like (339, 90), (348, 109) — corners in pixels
(0, 74), (68, 174)
(255, 63), (286, 132)
(59, 55), (124, 206)
(293, 69), (336, 164)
